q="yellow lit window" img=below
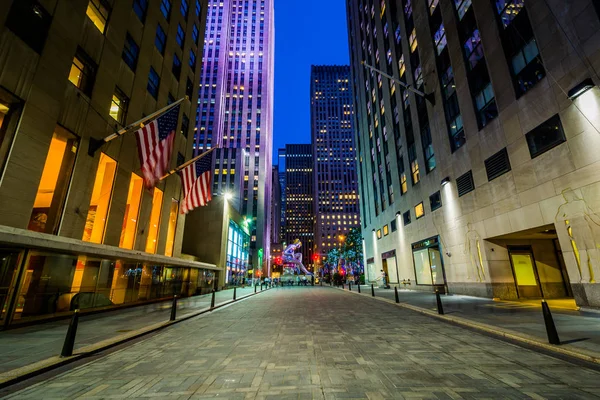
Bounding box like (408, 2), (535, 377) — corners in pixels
(415, 202), (424, 219)
(110, 89), (128, 124)
(377, 229), (382, 239)
(68, 58), (86, 88)
(410, 29), (418, 52)
(383, 225), (389, 236)
(86, 0), (110, 34)
(83, 153), (117, 243)
(164, 199), (179, 257)
(399, 55), (406, 77)
(119, 173), (143, 249)
(400, 173), (408, 194)
(28, 127), (79, 234)
(145, 188), (164, 253)
(0, 102), (8, 129)
(411, 160), (420, 184)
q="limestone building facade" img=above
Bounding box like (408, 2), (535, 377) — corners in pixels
(347, 0), (600, 307)
(0, 0), (213, 327)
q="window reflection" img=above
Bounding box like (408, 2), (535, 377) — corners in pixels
(145, 188), (164, 253)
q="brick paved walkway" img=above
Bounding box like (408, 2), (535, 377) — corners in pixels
(5, 286), (600, 399)
(0, 286), (257, 374)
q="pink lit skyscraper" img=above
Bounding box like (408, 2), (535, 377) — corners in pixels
(195, 0), (274, 274)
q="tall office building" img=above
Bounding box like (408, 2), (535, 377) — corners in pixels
(195, 0), (275, 272)
(277, 148), (287, 242)
(270, 165), (281, 244)
(347, 0), (600, 308)
(311, 66), (361, 258)
(285, 144), (315, 271)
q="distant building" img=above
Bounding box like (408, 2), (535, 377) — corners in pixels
(347, 0), (600, 308)
(194, 0), (275, 274)
(284, 144), (315, 271)
(270, 166), (281, 244)
(277, 148), (287, 242)
(310, 65), (361, 260)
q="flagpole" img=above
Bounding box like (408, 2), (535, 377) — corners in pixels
(361, 61), (435, 105)
(159, 147), (218, 181)
(87, 97), (187, 156)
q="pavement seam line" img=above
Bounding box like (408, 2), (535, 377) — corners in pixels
(331, 286), (600, 365)
(0, 288), (271, 390)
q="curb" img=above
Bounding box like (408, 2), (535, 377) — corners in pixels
(333, 286), (600, 366)
(0, 287), (272, 389)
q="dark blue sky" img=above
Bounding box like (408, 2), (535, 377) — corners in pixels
(273, 0), (350, 160)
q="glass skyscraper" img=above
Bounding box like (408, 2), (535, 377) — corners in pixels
(195, 0), (274, 273)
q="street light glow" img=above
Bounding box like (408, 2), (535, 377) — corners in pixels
(224, 192), (233, 201)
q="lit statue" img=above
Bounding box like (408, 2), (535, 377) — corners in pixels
(555, 188), (600, 283)
(283, 239), (313, 275)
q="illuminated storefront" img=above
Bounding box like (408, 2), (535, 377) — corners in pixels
(412, 236), (446, 291)
(226, 220), (250, 284)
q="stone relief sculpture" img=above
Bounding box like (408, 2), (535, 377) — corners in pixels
(464, 223), (485, 282)
(555, 188), (600, 283)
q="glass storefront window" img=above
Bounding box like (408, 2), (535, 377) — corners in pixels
(226, 220), (250, 284)
(145, 188), (164, 253)
(413, 249), (433, 285)
(119, 173), (143, 249)
(0, 251), (23, 322)
(28, 127), (78, 234)
(83, 153), (117, 243)
(164, 199), (179, 257)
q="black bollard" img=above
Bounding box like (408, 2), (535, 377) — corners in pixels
(358, 283), (361, 293)
(541, 300), (561, 345)
(349, 282), (352, 291)
(60, 310), (80, 357)
(435, 290), (444, 315)
(170, 295), (178, 321)
(394, 287), (400, 303)
(233, 287), (237, 301)
(371, 284), (375, 297)
(210, 290), (216, 309)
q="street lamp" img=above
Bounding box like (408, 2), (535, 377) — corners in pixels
(224, 192), (233, 201)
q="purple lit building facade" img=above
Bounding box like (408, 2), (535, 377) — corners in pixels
(311, 66), (360, 259)
(195, 0), (274, 274)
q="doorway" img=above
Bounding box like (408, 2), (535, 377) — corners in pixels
(509, 247), (543, 298)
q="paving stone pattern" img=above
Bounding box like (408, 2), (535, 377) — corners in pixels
(354, 285), (600, 356)
(0, 286), (257, 374)
(5, 286), (600, 399)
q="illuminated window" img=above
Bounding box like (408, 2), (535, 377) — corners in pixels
(377, 229), (382, 239)
(398, 55), (405, 77)
(82, 153), (117, 243)
(28, 127), (79, 234)
(86, 0), (110, 33)
(411, 160), (420, 185)
(409, 29), (418, 52)
(164, 199), (179, 256)
(109, 88), (128, 124)
(145, 188), (164, 253)
(415, 202), (424, 219)
(69, 48), (96, 96)
(383, 225), (389, 236)
(119, 174), (143, 249)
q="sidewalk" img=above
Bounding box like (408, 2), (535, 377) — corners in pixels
(345, 283), (600, 359)
(0, 286), (258, 376)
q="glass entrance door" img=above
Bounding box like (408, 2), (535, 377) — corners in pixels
(510, 249), (543, 298)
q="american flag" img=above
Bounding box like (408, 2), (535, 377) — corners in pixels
(135, 105), (179, 189)
(179, 152), (213, 214)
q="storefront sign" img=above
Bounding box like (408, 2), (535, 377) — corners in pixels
(411, 236), (439, 251)
(366, 257), (375, 264)
(381, 249), (396, 259)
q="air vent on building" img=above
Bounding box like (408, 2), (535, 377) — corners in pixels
(456, 170), (475, 197)
(484, 148), (511, 182)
